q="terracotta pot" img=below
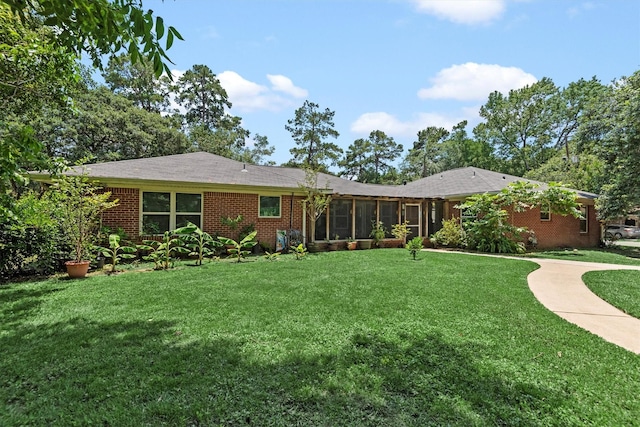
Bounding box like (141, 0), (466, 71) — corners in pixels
(347, 241), (358, 250)
(65, 260), (91, 279)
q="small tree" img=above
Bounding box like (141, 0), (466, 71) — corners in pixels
(406, 236), (424, 260)
(299, 168), (331, 245)
(53, 173), (118, 264)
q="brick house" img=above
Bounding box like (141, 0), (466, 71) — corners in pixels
(34, 152), (600, 250)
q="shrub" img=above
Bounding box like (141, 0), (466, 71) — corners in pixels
(0, 192), (69, 280)
(430, 218), (466, 248)
(406, 236), (424, 260)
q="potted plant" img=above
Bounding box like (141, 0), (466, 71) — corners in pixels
(391, 220), (412, 248)
(346, 237), (357, 250)
(54, 173), (118, 278)
(370, 220), (387, 248)
(328, 235), (340, 251)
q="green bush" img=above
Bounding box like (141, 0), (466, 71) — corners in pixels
(463, 207), (526, 254)
(430, 217), (466, 248)
(0, 192), (69, 281)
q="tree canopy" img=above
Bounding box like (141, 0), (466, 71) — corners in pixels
(2, 0), (182, 76)
(286, 100), (342, 171)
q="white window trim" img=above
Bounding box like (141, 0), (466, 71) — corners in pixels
(540, 204), (551, 222)
(579, 206), (588, 234)
(140, 191), (203, 234)
(258, 195), (282, 218)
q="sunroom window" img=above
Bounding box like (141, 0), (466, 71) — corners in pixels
(142, 192), (201, 234)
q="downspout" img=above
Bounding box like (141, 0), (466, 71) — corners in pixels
(302, 201), (307, 245)
(289, 192), (294, 244)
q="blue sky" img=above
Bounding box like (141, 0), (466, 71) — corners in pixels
(150, 0), (639, 166)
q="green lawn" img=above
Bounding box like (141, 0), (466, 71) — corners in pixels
(2, 250), (639, 426)
(523, 247), (640, 266)
(583, 270), (640, 319)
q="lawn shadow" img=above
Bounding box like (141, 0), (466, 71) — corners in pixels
(1, 318), (568, 426)
(0, 286), (64, 324)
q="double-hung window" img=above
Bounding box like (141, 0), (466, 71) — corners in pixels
(540, 204), (551, 221)
(142, 192), (202, 234)
(579, 206), (588, 233)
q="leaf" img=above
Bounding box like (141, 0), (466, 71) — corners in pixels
(166, 30), (174, 50)
(155, 16), (164, 40)
(169, 26), (184, 41)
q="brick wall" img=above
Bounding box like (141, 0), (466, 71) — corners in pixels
(509, 205), (600, 248)
(203, 192), (304, 251)
(101, 187), (139, 238)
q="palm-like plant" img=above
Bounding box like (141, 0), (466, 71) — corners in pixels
(218, 231), (257, 263)
(174, 222), (221, 265)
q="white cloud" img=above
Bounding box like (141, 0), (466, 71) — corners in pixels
(350, 112), (461, 138)
(568, 2), (596, 18)
(217, 71), (306, 112)
(267, 74), (308, 98)
(417, 62), (537, 101)
(410, 0), (505, 25)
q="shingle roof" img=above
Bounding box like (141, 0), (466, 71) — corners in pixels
(51, 152), (596, 200)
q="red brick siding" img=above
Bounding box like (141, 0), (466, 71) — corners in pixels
(100, 188), (305, 248)
(101, 187), (139, 238)
(509, 205), (599, 248)
(203, 192), (304, 251)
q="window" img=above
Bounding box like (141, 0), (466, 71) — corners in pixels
(580, 206), (588, 233)
(142, 192), (201, 234)
(259, 196), (281, 218)
(379, 201), (398, 237)
(329, 199), (352, 239)
(540, 204), (551, 221)
(460, 206), (475, 227)
(315, 211), (327, 241)
(355, 200), (376, 239)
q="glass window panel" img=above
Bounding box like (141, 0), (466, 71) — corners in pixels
(143, 192), (170, 212)
(580, 206), (588, 233)
(315, 212), (327, 240)
(379, 201), (398, 237)
(355, 200), (376, 239)
(540, 204), (550, 221)
(329, 199), (352, 239)
(259, 196), (281, 217)
(142, 214), (169, 234)
(176, 214), (201, 228)
(176, 193), (201, 213)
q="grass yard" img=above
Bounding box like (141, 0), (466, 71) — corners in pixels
(523, 247), (640, 266)
(583, 270), (640, 319)
(2, 250), (639, 426)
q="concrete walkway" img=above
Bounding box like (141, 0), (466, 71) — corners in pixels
(527, 258), (640, 354)
(426, 250), (640, 354)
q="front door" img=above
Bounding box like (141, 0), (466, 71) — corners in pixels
(405, 204), (421, 240)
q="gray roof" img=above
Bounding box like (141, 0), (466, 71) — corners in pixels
(41, 152), (596, 200)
